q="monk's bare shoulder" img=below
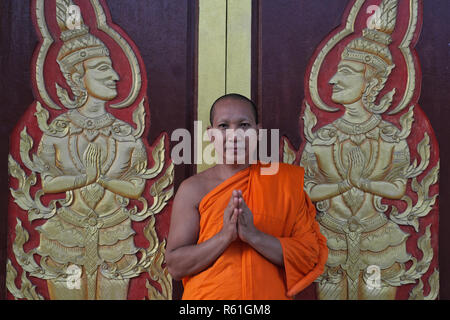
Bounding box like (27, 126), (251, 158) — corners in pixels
(175, 166), (220, 210)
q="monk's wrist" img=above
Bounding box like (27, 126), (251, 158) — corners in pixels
(218, 228), (235, 246)
(244, 227), (262, 247)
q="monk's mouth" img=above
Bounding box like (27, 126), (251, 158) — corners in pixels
(226, 147), (245, 153)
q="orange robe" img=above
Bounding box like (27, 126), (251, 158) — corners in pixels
(182, 162), (328, 300)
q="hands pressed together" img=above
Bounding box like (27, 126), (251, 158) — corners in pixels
(221, 189), (260, 245)
(339, 147), (370, 192)
(348, 147), (366, 188)
(83, 143), (112, 188)
(83, 143), (103, 185)
(166, 181), (285, 280)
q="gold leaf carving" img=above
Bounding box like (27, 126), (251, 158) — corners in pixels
(144, 215), (160, 256)
(12, 218), (40, 274)
(128, 162), (174, 222)
(9, 0), (173, 301)
(35, 0), (61, 110)
(308, 0), (365, 112)
(100, 217), (158, 280)
(11, 218), (69, 282)
(404, 133), (431, 179)
(6, 260), (44, 300)
(391, 163), (439, 231)
(303, 102), (318, 143)
(144, 217), (172, 300)
(19, 127), (40, 172)
(99, 215), (173, 300)
(142, 135), (166, 179)
(398, 105), (415, 140)
(282, 137), (296, 165)
(149, 163), (175, 214)
(8, 154), (71, 222)
(146, 239), (173, 300)
(34, 102), (51, 134)
(370, 88), (396, 114)
(132, 98), (146, 139)
(300, 0), (437, 300)
(409, 269), (439, 300)
(416, 225), (434, 272)
(89, 0), (141, 109)
(9, 156), (37, 212)
(384, 225), (433, 286)
(389, 0), (419, 115)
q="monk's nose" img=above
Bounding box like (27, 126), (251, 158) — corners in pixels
(226, 129), (245, 143)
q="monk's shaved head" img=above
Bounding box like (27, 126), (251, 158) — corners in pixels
(210, 94), (259, 125)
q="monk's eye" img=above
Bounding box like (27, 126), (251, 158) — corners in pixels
(240, 123), (250, 129)
(218, 123), (228, 129)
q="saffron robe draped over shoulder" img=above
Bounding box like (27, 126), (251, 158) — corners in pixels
(182, 162), (328, 300)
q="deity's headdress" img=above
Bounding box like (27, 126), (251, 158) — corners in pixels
(55, 0), (110, 109)
(341, 0), (398, 114)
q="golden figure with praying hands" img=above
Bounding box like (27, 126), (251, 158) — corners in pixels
(293, 0), (439, 300)
(7, 0), (173, 300)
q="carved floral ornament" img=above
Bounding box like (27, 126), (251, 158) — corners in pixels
(7, 0), (173, 300)
(283, 0), (439, 300)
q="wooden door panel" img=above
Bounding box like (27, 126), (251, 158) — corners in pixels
(0, 0), (195, 300)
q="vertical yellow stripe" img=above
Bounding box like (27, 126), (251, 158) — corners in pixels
(197, 0), (226, 173)
(226, 0), (252, 97)
(197, 0), (252, 173)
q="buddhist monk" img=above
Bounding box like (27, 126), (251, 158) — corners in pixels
(166, 94), (328, 300)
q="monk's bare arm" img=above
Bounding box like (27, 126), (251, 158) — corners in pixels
(245, 229), (284, 267)
(166, 180), (239, 280)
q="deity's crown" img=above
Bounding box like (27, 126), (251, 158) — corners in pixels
(56, 0), (110, 74)
(342, 0), (398, 76)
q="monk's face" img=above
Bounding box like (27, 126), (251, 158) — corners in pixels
(209, 98), (260, 165)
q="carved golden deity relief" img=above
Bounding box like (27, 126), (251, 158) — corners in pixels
(7, 0), (173, 300)
(284, 0), (439, 299)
